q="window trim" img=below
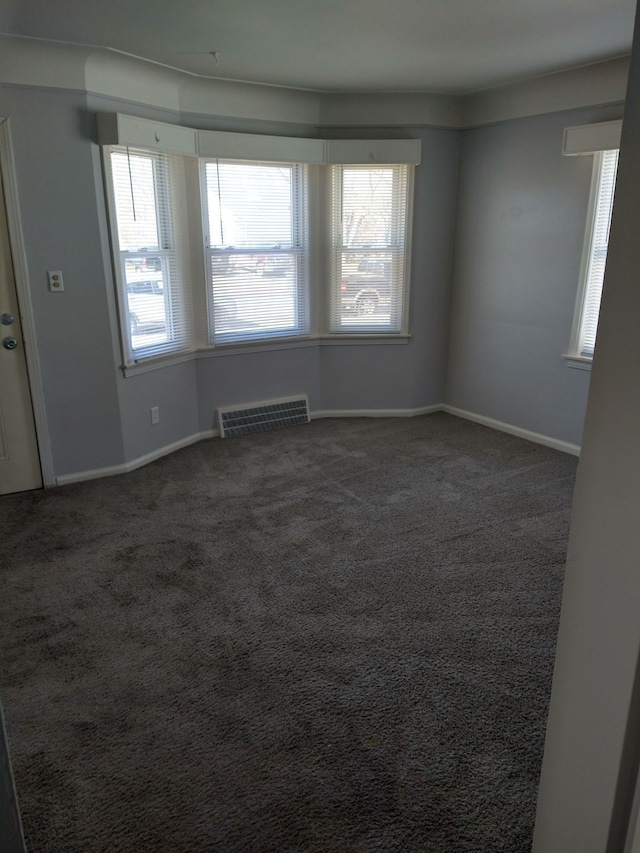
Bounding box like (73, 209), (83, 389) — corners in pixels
(120, 334), (411, 377)
(566, 149), (619, 366)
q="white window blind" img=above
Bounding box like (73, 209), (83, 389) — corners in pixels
(329, 165), (410, 334)
(202, 160), (309, 344)
(577, 149), (619, 357)
(107, 147), (192, 363)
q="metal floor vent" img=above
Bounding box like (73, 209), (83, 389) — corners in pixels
(218, 395), (310, 438)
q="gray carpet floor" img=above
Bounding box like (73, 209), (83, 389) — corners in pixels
(0, 413), (577, 852)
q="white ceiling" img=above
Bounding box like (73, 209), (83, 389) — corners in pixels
(1, 0), (636, 94)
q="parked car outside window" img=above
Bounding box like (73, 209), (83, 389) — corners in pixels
(126, 279), (166, 334)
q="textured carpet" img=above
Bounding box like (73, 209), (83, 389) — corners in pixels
(0, 414), (576, 852)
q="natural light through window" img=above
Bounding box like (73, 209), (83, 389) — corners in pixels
(102, 125), (419, 366)
(109, 149), (192, 363)
(329, 164), (410, 334)
(202, 160), (309, 344)
(570, 148), (619, 360)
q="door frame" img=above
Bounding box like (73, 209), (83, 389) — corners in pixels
(0, 117), (54, 487)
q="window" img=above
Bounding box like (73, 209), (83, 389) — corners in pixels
(329, 164), (411, 334)
(105, 147), (192, 364)
(202, 160), (309, 344)
(99, 117), (420, 365)
(570, 149), (619, 360)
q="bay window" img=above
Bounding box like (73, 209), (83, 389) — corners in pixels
(99, 115), (421, 366)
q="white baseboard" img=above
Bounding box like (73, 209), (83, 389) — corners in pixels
(56, 461), (129, 487)
(311, 404), (443, 420)
(54, 409), (443, 486)
(442, 405), (581, 456)
(55, 429), (218, 486)
(55, 403), (579, 486)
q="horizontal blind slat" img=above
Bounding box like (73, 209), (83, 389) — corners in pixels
(329, 164), (409, 334)
(203, 161), (309, 344)
(579, 149), (619, 357)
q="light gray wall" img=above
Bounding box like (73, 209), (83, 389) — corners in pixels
(533, 6), (640, 849)
(0, 85), (125, 476)
(446, 103), (624, 447)
(197, 346), (321, 432)
(408, 128), (461, 408)
(118, 362), (199, 461)
(319, 342), (414, 411)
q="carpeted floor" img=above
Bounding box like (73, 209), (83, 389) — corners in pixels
(0, 414), (577, 852)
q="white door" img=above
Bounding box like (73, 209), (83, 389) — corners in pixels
(0, 166), (42, 495)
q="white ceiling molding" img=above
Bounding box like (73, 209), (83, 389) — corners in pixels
(461, 57), (629, 128)
(0, 37), (630, 131)
(562, 120), (622, 155)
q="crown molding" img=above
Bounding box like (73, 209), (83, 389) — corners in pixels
(0, 35), (630, 130)
(0, 34), (90, 90)
(461, 56), (630, 127)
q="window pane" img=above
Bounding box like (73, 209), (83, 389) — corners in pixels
(339, 251), (396, 327)
(210, 253), (299, 340)
(206, 162), (295, 249)
(330, 165), (409, 334)
(203, 161), (309, 344)
(123, 261), (172, 352)
(342, 169), (395, 248)
(111, 152), (160, 252)
(107, 148), (193, 364)
(578, 149), (619, 357)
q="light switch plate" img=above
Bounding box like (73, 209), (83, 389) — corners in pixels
(48, 270), (64, 292)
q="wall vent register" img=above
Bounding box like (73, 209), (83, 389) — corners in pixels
(217, 395), (310, 437)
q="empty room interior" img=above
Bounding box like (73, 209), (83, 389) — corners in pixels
(2, 1), (640, 851)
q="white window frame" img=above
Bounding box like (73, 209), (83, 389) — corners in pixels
(200, 158), (310, 346)
(103, 146), (193, 366)
(566, 148), (619, 368)
(327, 163), (413, 337)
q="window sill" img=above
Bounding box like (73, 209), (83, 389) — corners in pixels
(197, 334), (411, 357)
(121, 350), (195, 377)
(121, 334), (411, 375)
(563, 353), (593, 371)
(318, 334), (410, 346)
